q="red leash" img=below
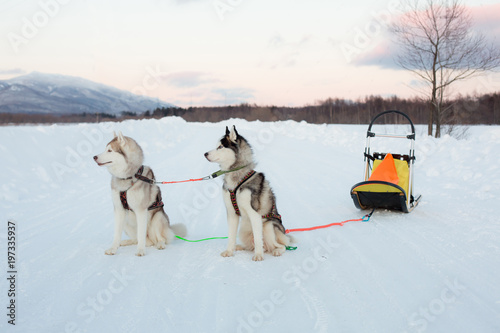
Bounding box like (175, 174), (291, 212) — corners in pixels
(154, 166), (250, 185)
(285, 209), (374, 234)
(156, 178), (205, 184)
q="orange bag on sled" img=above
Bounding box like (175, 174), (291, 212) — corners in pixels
(350, 111), (421, 213)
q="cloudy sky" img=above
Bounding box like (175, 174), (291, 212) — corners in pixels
(1, 0), (499, 107)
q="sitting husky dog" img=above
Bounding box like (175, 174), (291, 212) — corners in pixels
(205, 126), (292, 261)
(94, 132), (185, 256)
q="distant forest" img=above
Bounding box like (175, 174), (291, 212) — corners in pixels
(1, 93), (499, 126)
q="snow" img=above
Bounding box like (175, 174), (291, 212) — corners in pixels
(1, 117), (500, 333)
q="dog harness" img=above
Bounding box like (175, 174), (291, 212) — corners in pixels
(228, 170), (282, 223)
(119, 166), (164, 212)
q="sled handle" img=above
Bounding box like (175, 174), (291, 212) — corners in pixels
(367, 110), (415, 139)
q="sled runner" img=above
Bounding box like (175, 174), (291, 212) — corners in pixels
(350, 110), (422, 213)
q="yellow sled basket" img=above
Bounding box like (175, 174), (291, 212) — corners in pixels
(350, 110), (421, 213)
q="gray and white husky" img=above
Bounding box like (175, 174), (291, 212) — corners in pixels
(205, 126), (292, 261)
(94, 132), (186, 256)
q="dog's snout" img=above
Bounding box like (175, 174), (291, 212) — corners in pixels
(93, 155), (98, 161)
(204, 152), (209, 157)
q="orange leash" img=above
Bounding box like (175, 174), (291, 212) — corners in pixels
(154, 165), (250, 185)
(285, 209), (374, 234)
(156, 178), (204, 184)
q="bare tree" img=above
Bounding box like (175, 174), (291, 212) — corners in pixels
(391, 0), (500, 137)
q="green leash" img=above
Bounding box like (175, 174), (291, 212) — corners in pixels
(206, 164), (249, 179)
(175, 235), (297, 250)
(175, 235), (228, 242)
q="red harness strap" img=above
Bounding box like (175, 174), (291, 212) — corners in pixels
(228, 170), (282, 222)
(261, 204), (283, 224)
(228, 170), (256, 216)
(120, 191), (163, 212)
(119, 166), (164, 212)
(120, 191), (130, 210)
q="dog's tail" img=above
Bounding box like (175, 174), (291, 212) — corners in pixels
(170, 223), (187, 238)
(277, 229), (297, 245)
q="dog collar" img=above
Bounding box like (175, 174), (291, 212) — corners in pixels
(117, 166), (155, 184)
(133, 166), (155, 185)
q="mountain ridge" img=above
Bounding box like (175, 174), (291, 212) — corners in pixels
(0, 72), (173, 115)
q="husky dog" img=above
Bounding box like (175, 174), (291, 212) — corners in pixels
(204, 126), (292, 261)
(94, 132), (186, 256)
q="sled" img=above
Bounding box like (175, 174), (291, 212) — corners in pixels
(350, 110), (422, 213)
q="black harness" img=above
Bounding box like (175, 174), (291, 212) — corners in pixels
(119, 166), (164, 212)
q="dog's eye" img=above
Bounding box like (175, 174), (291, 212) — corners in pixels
(217, 145), (223, 150)
(107, 149), (112, 152)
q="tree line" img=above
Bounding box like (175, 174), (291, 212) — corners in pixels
(1, 93), (499, 126)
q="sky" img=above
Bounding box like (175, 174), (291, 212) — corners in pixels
(1, 0), (500, 107)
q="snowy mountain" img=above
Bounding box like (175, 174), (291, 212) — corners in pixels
(0, 72), (173, 115)
(1, 118), (499, 332)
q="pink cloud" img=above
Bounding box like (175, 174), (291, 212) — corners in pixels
(354, 41), (399, 68)
(355, 3), (500, 69)
(470, 3), (500, 35)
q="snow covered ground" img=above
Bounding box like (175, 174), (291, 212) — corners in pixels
(1, 117), (500, 333)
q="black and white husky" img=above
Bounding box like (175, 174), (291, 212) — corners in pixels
(94, 132), (186, 256)
(205, 126), (292, 261)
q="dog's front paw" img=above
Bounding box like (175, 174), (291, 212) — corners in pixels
(252, 253), (264, 261)
(135, 247), (146, 256)
(105, 248), (117, 255)
(156, 241), (166, 250)
(272, 247), (285, 257)
(221, 250), (234, 257)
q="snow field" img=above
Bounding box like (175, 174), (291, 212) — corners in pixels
(1, 117), (499, 332)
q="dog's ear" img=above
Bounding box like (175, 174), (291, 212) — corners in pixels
(225, 126), (230, 137)
(229, 125), (238, 142)
(113, 131), (117, 138)
(117, 131), (126, 145)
